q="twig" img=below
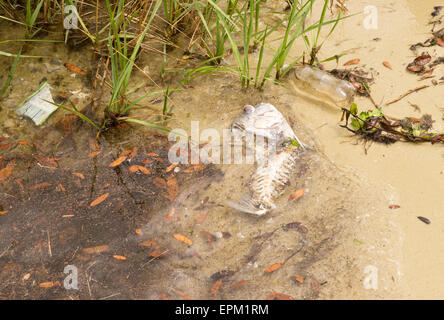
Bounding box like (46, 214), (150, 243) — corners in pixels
(386, 85), (429, 105)
(0, 242), (13, 258)
(47, 230), (52, 257)
(363, 82), (378, 108)
(140, 249), (169, 269)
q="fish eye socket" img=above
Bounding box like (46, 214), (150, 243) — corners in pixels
(243, 105), (254, 114)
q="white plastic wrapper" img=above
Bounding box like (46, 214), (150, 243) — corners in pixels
(16, 82), (57, 126)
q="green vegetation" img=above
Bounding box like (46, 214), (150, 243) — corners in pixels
(0, 0), (345, 132)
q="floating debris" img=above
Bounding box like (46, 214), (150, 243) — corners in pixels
(341, 104), (444, 144)
(295, 65), (356, 105)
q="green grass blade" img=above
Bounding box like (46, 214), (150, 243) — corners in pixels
(0, 46), (21, 98)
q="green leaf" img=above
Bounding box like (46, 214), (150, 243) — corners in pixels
(350, 103), (358, 115)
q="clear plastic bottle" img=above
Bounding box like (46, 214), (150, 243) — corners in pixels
(294, 65), (356, 106)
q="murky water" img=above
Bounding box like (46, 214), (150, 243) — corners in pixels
(0, 0), (443, 299)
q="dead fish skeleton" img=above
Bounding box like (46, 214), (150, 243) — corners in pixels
(227, 103), (305, 216)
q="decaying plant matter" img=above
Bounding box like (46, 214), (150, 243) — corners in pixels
(329, 68), (374, 96)
(340, 104), (444, 145)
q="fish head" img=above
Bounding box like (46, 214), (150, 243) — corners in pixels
(231, 102), (298, 145)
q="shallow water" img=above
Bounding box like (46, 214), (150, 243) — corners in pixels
(0, 0), (443, 299)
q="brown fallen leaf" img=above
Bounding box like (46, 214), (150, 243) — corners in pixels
(389, 204), (400, 209)
(88, 151), (101, 158)
(82, 245), (109, 254)
(288, 188), (305, 202)
(139, 241), (156, 247)
(0, 143), (12, 150)
(383, 61), (393, 70)
(128, 165), (139, 173)
(173, 288), (192, 300)
(265, 262), (282, 273)
(153, 177), (167, 189)
(33, 155), (58, 168)
(311, 277), (320, 292)
(173, 233), (193, 246)
(128, 147), (138, 160)
(39, 282), (55, 288)
(166, 163), (179, 173)
(108, 156), (127, 167)
(90, 193), (109, 207)
(417, 216), (431, 224)
(166, 175), (178, 201)
(231, 280), (248, 288)
(266, 292), (295, 300)
(159, 293), (172, 300)
(137, 166), (151, 175)
(222, 232), (231, 239)
(147, 152), (159, 157)
(0, 159), (15, 182)
(135, 229), (143, 235)
(407, 52), (431, 73)
(149, 249), (168, 257)
(29, 182), (52, 190)
(343, 58), (360, 66)
(292, 275), (304, 283)
(113, 255), (127, 260)
(120, 149), (132, 157)
(72, 172), (85, 179)
(210, 279), (223, 295)
(210, 270), (235, 282)
(195, 212), (209, 224)
(88, 138), (99, 151)
(200, 231), (216, 249)
(64, 62), (87, 75)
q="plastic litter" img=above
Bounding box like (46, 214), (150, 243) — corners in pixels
(15, 82), (57, 126)
(294, 65), (356, 106)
